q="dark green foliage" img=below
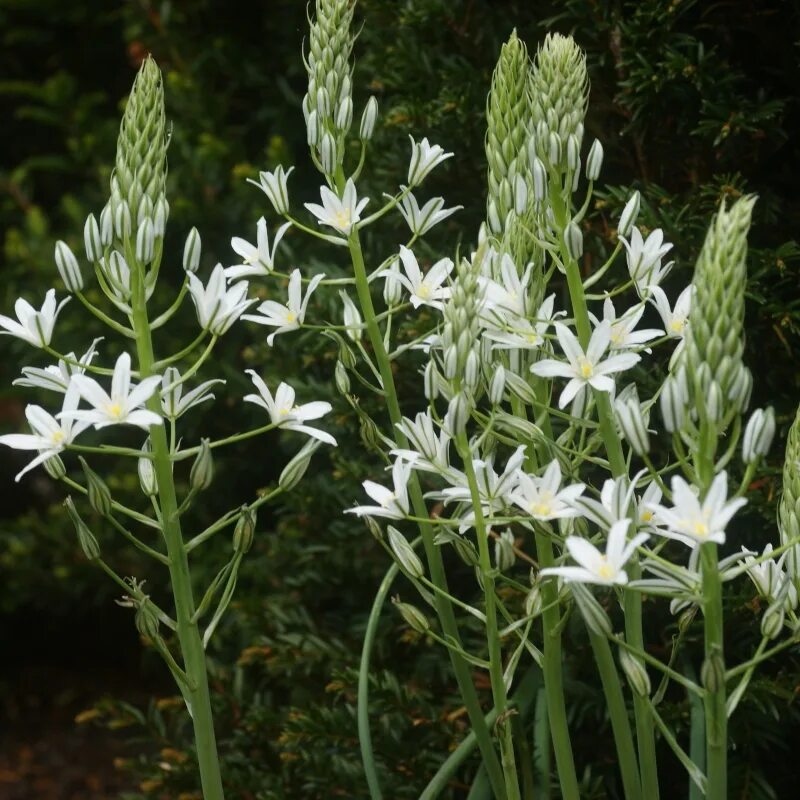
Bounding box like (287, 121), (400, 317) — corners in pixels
(2, 1), (800, 798)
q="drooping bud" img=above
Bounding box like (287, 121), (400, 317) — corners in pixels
(79, 457), (113, 516)
(114, 56), (168, 226)
(182, 227), (202, 273)
(54, 240), (83, 293)
(387, 526), (424, 578)
(65, 496), (100, 560)
(189, 438), (214, 492)
(279, 438), (321, 491)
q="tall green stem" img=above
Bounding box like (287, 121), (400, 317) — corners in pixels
(345, 226), (506, 799)
(129, 262), (224, 799)
(458, 432), (521, 800)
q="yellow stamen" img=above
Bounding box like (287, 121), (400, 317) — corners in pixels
(578, 357), (594, 379)
(106, 402), (124, 419)
(333, 209), (352, 230)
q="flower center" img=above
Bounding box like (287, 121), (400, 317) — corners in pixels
(106, 402), (124, 419)
(416, 284), (432, 301)
(381, 492), (397, 508)
(669, 318), (686, 335)
(285, 312), (297, 323)
(578, 357), (594, 379)
(692, 520), (709, 538)
(641, 509), (654, 523)
(610, 325), (624, 345)
(51, 430), (65, 445)
(597, 558), (615, 580)
(333, 208), (352, 230)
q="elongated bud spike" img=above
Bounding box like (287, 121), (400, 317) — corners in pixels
(779, 403), (800, 584)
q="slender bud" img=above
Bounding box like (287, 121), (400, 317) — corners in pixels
(84, 214), (103, 262)
(320, 131), (337, 174)
(135, 217), (155, 264)
(233, 506), (257, 554)
(761, 600), (785, 640)
(494, 528), (515, 572)
(183, 227), (202, 273)
(388, 526), (424, 578)
(424, 361), (439, 401)
(65, 496), (100, 560)
(392, 596), (430, 633)
(463, 349), (480, 393)
(489, 365), (506, 406)
(359, 96), (378, 141)
(113, 199), (132, 239)
(570, 582), (613, 637)
(54, 240), (83, 293)
(586, 139), (603, 181)
(99, 204), (113, 246)
(742, 407), (775, 464)
(339, 290), (362, 342)
(334, 360), (351, 395)
(566, 134), (580, 172)
(525, 583), (543, 617)
(189, 438), (214, 492)
(619, 649), (651, 697)
(532, 157), (547, 203)
(779, 402), (800, 582)
(336, 96), (353, 132)
(513, 174), (528, 216)
(445, 392), (470, 435)
(279, 438), (321, 491)
(138, 442), (157, 497)
(153, 195), (168, 236)
(618, 191), (640, 238)
(306, 109), (319, 146)
(614, 391), (650, 455)
(660, 371), (688, 433)
(564, 221), (583, 260)
(79, 457), (112, 516)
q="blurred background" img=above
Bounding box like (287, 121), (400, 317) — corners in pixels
(1, 1), (799, 798)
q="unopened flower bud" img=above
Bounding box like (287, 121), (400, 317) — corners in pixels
(336, 96), (353, 132)
(79, 456), (112, 516)
(233, 506), (257, 554)
(153, 195), (168, 236)
(443, 345), (459, 381)
(618, 191), (641, 238)
(136, 218), (155, 264)
(743, 407), (775, 464)
(65, 496), (100, 560)
(279, 438), (321, 491)
(547, 131), (561, 165)
(424, 361), (439, 401)
(525, 584), (543, 617)
(463, 350), (480, 393)
(704, 381), (723, 423)
(487, 199), (502, 234)
(489, 365), (506, 406)
(183, 227), (202, 273)
(54, 240), (83, 293)
(564, 221), (583, 261)
(388, 526), (424, 578)
(339, 290), (362, 342)
(316, 86), (330, 118)
(660, 372), (688, 433)
(189, 438), (214, 492)
(586, 139), (603, 181)
(138, 446), (157, 497)
(513, 174), (528, 216)
(320, 131), (337, 174)
(761, 601), (785, 640)
(566, 134), (580, 171)
(445, 392), (469, 435)
(615, 393), (650, 455)
(359, 96), (378, 141)
(105, 251), (131, 298)
(134, 599), (161, 641)
(532, 158), (547, 203)
(114, 199), (131, 238)
(306, 109), (319, 146)
(571, 582), (612, 637)
(99, 204), (113, 246)
(382, 258), (402, 306)
(392, 596), (430, 633)
(84, 214), (103, 262)
(701, 647), (725, 693)
(137, 195), (154, 227)
(619, 649), (651, 697)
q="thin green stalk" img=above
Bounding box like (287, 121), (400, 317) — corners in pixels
(345, 223), (506, 798)
(587, 630), (642, 800)
(129, 257), (224, 798)
(458, 432), (521, 800)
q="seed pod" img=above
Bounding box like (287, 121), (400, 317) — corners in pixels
(134, 598), (161, 641)
(392, 596), (430, 633)
(138, 440), (157, 497)
(279, 438), (321, 491)
(65, 496), (100, 560)
(233, 506), (257, 554)
(189, 438), (214, 492)
(701, 647), (725, 693)
(564, 220), (583, 261)
(334, 360), (351, 395)
(387, 526), (424, 578)
(79, 457), (112, 516)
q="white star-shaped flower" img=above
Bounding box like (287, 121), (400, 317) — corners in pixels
(541, 519), (650, 586)
(304, 178), (368, 235)
(225, 218), (291, 280)
(243, 371), (336, 445)
(14, 339), (101, 393)
(160, 367), (224, 420)
(590, 297), (663, 351)
(620, 228), (673, 297)
(60, 352), (162, 430)
(242, 269), (324, 345)
(188, 264), (255, 335)
(407, 136), (453, 187)
(383, 246), (454, 310)
(0, 383), (89, 481)
(397, 189), (461, 236)
(531, 322), (641, 408)
(0, 289), (69, 348)
(345, 460), (412, 520)
(650, 285), (693, 340)
(507, 459), (585, 521)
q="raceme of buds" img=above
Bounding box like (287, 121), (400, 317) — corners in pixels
(392, 596), (430, 633)
(387, 526), (425, 578)
(529, 33), (588, 169)
(485, 30), (531, 232)
(114, 56), (168, 225)
(233, 506), (257, 554)
(279, 438), (322, 491)
(359, 96), (378, 141)
(679, 195), (756, 426)
(742, 407), (776, 464)
(190, 438), (214, 492)
(65, 496), (100, 560)
(779, 403), (800, 581)
(54, 240), (83, 293)
(618, 191), (640, 238)
(183, 227), (202, 273)
(79, 457), (113, 516)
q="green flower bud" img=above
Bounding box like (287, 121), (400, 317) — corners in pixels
(138, 440), (157, 497)
(233, 506), (257, 554)
(618, 191), (640, 238)
(387, 526), (424, 578)
(65, 496), (100, 560)
(392, 596), (430, 633)
(760, 600), (785, 640)
(494, 528), (515, 572)
(585, 138), (603, 181)
(189, 438), (214, 492)
(114, 56), (168, 223)
(79, 457), (112, 516)
(619, 648), (651, 697)
(334, 360), (351, 395)
(570, 582), (612, 637)
(564, 220), (583, 261)
(742, 407), (776, 464)
(701, 646), (725, 693)
(134, 597), (161, 641)
(279, 438), (321, 491)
